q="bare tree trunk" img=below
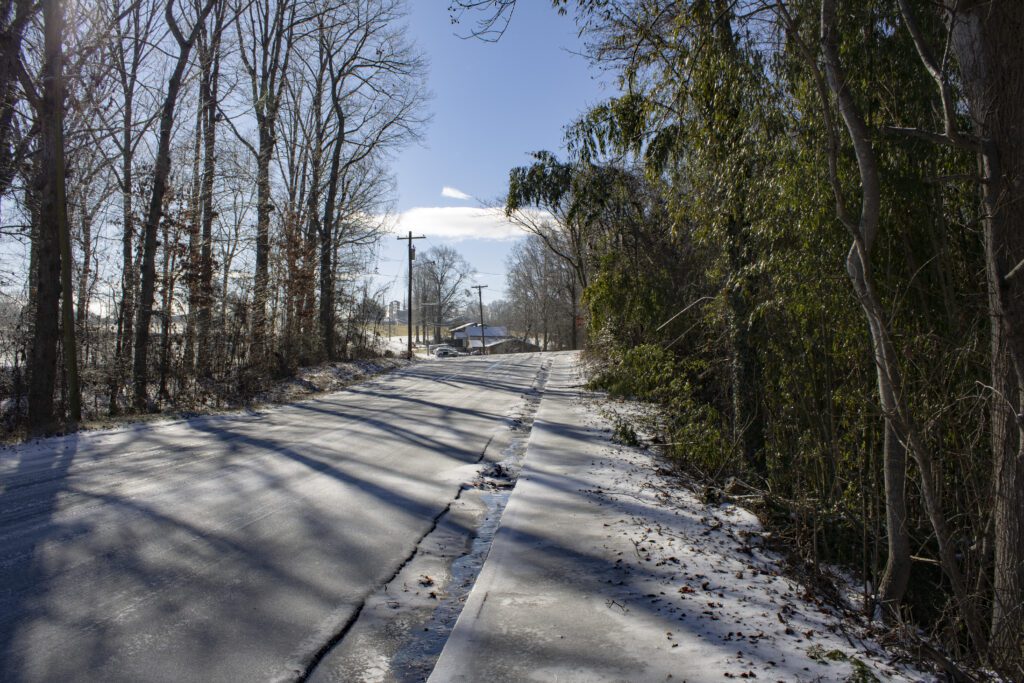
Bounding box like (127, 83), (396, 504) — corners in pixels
(774, 0), (916, 616)
(75, 205), (92, 327)
(111, 93), (134, 413)
(196, 3), (222, 377)
(320, 137), (340, 360)
(236, 0), (296, 366)
(27, 176), (60, 435)
(133, 0), (215, 411)
(0, 0), (32, 196)
(182, 81), (204, 375)
(158, 216), (175, 401)
(302, 63), (325, 360)
(251, 124), (273, 361)
(48, 0), (78, 427)
(27, 0), (78, 434)
(946, 3), (1024, 673)
(109, 0), (151, 415)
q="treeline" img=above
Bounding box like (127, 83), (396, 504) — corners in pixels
(488, 235), (579, 351)
(0, 0), (426, 436)
(464, 0), (1023, 675)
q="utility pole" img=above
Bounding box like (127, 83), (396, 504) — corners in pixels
(398, 231), (425, 360)
(471, 284), (488, 355)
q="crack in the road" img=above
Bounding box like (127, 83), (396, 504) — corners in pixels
(291, 490), (469, 682)
(298, 356), (553, 682)
(290, 434), (494, 683)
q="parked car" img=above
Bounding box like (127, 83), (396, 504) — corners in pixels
(435, 347), (458, 358)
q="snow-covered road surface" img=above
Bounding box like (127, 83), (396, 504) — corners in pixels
(0, 353), (550, 683)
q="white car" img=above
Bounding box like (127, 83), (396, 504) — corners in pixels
(434, 347), (458, 358)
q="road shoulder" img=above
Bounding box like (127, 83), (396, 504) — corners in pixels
(430, 353), (931, 682)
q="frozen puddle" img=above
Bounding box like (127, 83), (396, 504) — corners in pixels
(304, 360), (549, 683)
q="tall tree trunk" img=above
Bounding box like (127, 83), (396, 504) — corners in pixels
(48, 0), (78, 427)
(196, 4), (222, 377)
(133, 0), (215, 411)
(815, 0), (912, 618)
(27, 175), (60, 435)
(303, 70), (325, 359)
(182, 84), (204, 375)
(947, 3), (1024, 673)
(109, 0), (151, 415)
(251, 123), (273, 362)
(111, 86), (135, 415)
(158, 216), (175, 401)
(74, 203), (93, 371)
(75, 206), (91, 327)
(28, 0), (78, 434)
(319, 115), (344, 361)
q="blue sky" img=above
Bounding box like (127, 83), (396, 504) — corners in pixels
(372, 1), (610, 308)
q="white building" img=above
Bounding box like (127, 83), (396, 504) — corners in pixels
(450, 323), (508, 346)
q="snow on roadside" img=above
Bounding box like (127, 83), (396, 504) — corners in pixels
(0, 357), (415, 446)
(255, 357), (410, 405)
(575, 391), (935, 682)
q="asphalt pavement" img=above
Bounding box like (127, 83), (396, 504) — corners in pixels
(0, 353), (548, 683)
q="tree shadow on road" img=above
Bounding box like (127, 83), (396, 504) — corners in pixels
(0, 432), (79, 679)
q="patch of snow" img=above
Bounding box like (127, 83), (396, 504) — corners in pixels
(570, 393), (936, 681)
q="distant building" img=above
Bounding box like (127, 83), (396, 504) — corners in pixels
(388, 308), (409, 324)
(450, 323), (508, 346)
(475, 338), (540, 354)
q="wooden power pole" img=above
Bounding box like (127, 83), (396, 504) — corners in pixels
(471, 284), (487, 355)
(398, 231), (425, 360)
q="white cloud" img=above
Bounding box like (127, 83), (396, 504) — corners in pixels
(393, 206), (548, 242)
(441, 186), (473, 201)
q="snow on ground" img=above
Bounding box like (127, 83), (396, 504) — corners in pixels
(577, 448), (923, 680)
(382, 335), (410, 356)
(431, 353), (934, 682)
(382, 336), (438, 358)
(255, 357), (410, 404)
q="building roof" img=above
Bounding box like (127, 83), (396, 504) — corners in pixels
(452, 324), (508, 338)
(449, 322), (497, 332)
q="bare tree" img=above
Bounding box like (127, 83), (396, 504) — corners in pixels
(193, 0), (226, 376)
(133, 0), (217, 410)
(233, 0), (299, 364)
(0, 0), (34, 196)
(419, 245), (472, 343)
(103, 0), (162, 414)
(314, 0), (427, 359)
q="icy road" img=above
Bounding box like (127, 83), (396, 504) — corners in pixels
(0, 353), (549, 683)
